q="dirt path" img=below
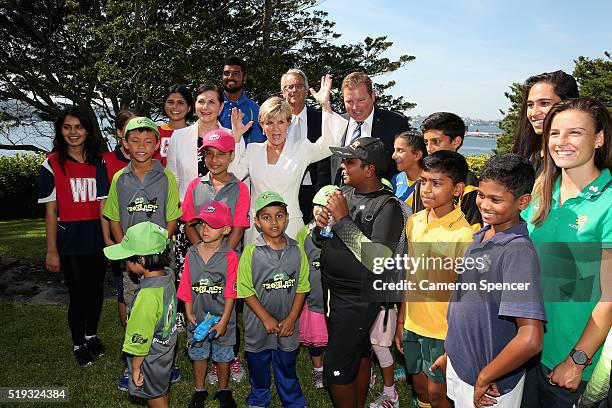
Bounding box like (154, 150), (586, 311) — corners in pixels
(0, 256), (116, 304)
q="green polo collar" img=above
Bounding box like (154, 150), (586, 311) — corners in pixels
(552, 168), (612, 204)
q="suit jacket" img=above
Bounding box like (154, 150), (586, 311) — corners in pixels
(316, 106), (410, 188)
(305, 106), (323, 187)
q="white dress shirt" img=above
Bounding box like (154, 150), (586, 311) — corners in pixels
(344, 108), (375, 146)
(290, 107), (312, 185)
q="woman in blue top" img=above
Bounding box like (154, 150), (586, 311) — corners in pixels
(521, 97), (612, 408)
(390, 130), (427, 211)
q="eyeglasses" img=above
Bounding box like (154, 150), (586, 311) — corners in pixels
(283, 84), (306, 91)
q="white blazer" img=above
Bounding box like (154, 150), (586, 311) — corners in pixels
(166, 122), (246, 199)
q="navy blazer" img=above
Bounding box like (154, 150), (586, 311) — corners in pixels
(317, 106), (411, 188)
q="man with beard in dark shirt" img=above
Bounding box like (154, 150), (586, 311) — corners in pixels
(314, 137), (406, 408)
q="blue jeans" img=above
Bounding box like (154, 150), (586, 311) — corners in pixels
(245, 349), (307, 407)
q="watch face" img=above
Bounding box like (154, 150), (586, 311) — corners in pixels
(572, 350), (588, 365)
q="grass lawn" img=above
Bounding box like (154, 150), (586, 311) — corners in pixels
(0, 300), (415, 407)
(0, 218), (46, 260)
(0, 219), (416, 407)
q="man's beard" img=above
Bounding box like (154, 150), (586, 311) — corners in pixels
(223, 81), (243, 94)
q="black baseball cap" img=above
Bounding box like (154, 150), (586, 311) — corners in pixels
(330, 137), (389, 174)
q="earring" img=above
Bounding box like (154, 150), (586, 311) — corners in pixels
(595, 145), (601, 149)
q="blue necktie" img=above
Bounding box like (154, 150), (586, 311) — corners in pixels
(350, 121), (363, 144)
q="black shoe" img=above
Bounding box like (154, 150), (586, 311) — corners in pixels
(85, 336), (105, 358)
(188, 390), (208, 408)
(215, 390), (236, 408)
(73, 345), (93, 367)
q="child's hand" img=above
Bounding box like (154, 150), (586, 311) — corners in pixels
(211, 320), (228, 338)
(430, 352), (447, 376)
(45, 250), (61, 273)
(394, 324), (404, 354)
(186, 312), (197, 328)
(230, 107), (253, 141)
(277, 317), (296, 337)
(262, 315), (280, 334)
(473, 379), (499, 408)
(314, 206), (331, 230)
(132, 367), (144, 387)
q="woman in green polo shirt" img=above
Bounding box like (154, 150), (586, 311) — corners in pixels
(521, 97), (612, 407)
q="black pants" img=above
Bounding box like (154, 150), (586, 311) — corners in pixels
(61, 253), (106, 346)
(520, 360), (588, 408)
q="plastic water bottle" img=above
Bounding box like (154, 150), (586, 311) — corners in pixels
(320, 215), (335, 238)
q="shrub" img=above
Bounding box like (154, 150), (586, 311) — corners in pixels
(466, 154), (491, 178)
(0, 153), (45, 220)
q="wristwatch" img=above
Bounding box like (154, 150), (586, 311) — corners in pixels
(570, 349), (592, 366)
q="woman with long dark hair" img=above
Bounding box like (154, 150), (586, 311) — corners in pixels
(155, 84), (193, 166)
(512, 70), (578, 175)
(522, 98), (612, 407)
(38, 106), (107, 367)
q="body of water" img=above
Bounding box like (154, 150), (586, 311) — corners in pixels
(459, 135), (497, 156)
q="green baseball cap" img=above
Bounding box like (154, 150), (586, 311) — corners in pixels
(312, 185), (339, 206)
(254, 191), (287, 213)
(103, 222), (168, 260)
(124, 117), (160, 139)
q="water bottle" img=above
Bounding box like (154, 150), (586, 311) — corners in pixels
(320, 215), (335, 238)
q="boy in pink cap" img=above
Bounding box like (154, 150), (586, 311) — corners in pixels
(177, 201), (239, 408)
(179, 129), (251, 383)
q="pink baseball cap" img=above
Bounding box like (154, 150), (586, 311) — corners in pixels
(199, 129), (235, 153)
(190, 201), (233, 229)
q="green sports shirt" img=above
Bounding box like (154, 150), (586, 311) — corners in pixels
(523, 168), (612, 380)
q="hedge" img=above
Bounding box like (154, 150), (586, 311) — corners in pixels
(0, 153), (45, 220)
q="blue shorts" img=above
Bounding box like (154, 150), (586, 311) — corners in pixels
(188, 340), (234, 362)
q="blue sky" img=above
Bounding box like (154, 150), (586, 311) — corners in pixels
(317, 0), (612, 120)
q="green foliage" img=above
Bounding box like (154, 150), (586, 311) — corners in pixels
(495, 82), (524, 155)
(0, 153), (45, 220)
(0, 0), (416, 147)
(466, 154), (491, 178)
(573, 52), (612, 110)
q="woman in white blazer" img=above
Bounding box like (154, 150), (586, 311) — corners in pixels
(231, 77), (343, 243)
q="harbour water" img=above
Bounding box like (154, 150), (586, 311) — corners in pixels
(459, 136), (497, 156)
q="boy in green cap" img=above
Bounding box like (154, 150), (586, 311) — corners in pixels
(296, 185), (338, 388)
(104, 221), (177, 408)
(99, 116), (183, 389)
(237, 191), (310, 407)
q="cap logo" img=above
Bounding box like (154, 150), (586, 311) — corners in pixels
(204, 206), (216, 213)
(209, 133), (221, 141)
(351, 140), (361, 148)
(261, 193), (272, 199)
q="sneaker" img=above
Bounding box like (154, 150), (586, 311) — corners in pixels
(73, 345), (93, 367)
(176, 312), (186, 333)
(118, 368), (129, 391)
(369, 392), (399, 408)
(312, 368), (324, 389)
(207, 363), (219, 385)
(214, 389), (237, 408)
(229, 357), (245, 383)
(85, 336), (105, 358)
(188, 390), (208, 408)
(393, 367), (406, 382)
(170, 366), (181, 383)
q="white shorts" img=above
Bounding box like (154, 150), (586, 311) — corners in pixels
(446, 357), (525, 408)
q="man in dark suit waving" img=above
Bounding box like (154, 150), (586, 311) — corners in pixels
(316, 72), (411, 187)
(281, 68), (323, 224)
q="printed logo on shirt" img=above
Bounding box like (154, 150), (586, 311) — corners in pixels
(162, 295), (177, 338)
(312, 258), (321, 270)
(160, 137), (171, 157)
(262, 271), (297, 292)
(131, 333), (148, 344)
(127, 196), (159, 216)
(569, 214), (588, 232)
(69, 178), (97, 202)
(192, 277), (224, 297)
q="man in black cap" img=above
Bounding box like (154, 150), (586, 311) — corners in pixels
(314, 137), (407, 408)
